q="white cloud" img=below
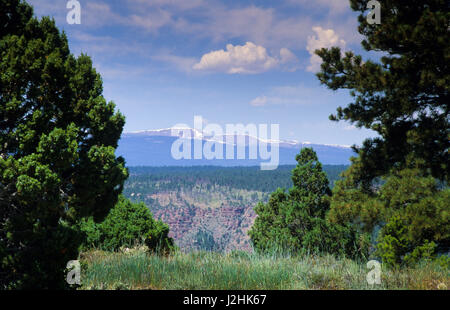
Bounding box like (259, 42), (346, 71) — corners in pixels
(128, 9), (173, 33)
(306, 26), (346, 72)
(82, 2), (125, 27)
(193, 42), (276, 74)
(249, 83), (349, 107)
(279, 48), (297, 64)
(250, 96), (268, 106)
(126, 0), (205, 11)
(286, 0), (350, 15)
(180, 6), (316, 51)
(193, 42), (298, 74)
(152, 52), (197, 73)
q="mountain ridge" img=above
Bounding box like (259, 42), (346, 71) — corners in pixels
(122, 128), (352, 149)
(117, 128), (356, 166)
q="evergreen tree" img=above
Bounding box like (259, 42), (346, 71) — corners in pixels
(329, 166), (449, 266)
(249, 148), (363, 257)
(316, 0), (449, 183)
(314, 1), (450, 265)
(0, 0), (128, 288)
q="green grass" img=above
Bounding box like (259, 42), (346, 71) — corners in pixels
(79, 248), (449, 290)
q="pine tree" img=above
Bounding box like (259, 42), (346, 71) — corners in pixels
(316, 0), (449, 183)
(315, 1), (450, 265)
(0, 0), (128, 288)
(329, 166), (449, 266)
(249, 148), (363, 256)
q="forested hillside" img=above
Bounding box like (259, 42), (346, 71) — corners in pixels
(124, 165), (347, 194)
(123, 165), (348, 251)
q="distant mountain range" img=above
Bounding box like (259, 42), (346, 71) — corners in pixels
(117, 128), (356, 166)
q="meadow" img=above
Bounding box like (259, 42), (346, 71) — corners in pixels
(79, 247), (449, 290)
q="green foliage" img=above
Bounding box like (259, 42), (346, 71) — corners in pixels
(249, 148), (364, 257)
(375, 216), (409, 267)
(0, 0), (128, 288)
(435, 255), (450, 269)
(316, 0), (449, 183)
(403, 241), (437, 267)
(330, 167), (450, 266)
(315, 1), (450, 268)
(80, 196), (175, 253)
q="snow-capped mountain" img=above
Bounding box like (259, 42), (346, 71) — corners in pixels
(117, 128), (355, 167)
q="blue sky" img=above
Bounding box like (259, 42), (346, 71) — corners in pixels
(28, 0), (379, 146)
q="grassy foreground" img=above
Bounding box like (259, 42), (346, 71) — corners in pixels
(79, 248), (449, 290)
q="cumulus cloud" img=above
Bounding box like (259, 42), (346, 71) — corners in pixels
(306, 26), (346, 72)
(193, 42), (298, 74)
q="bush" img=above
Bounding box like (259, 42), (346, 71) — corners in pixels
(80, 196), (175, 253)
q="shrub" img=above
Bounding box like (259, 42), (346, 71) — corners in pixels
(80, 196), (175, 253)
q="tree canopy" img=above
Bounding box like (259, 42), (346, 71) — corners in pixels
(316, 0), (449, 265)
(0, 0), (128, 288)
(316, 0), (449, 184)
